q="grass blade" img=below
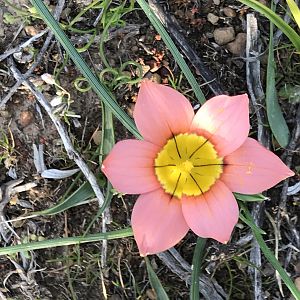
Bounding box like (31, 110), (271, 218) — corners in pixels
(136, 0), (206, 104)
(0, 228), (133, 256)
(240, 204), (300, 299)
(265, 3), (291, 147)
(190, 238), (206, 300)
(30, 0), (142, 139)
(239, 0), (300, 51)
(234, 193), (267, 202)
(35, 180), (99, 215)
(145, 257), (170, 300)
(287, 0), (300, 29)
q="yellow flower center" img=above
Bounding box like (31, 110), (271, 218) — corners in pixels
(154, 133), (223, 198)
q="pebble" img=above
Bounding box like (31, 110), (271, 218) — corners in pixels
(146, 289), (157, 300)
(223, 7), (236, 17)
(144, 72), (161, 84)
(295, 277), (300, 291)
(19, 110), (34, 127)
(213, 27), (235, 45)
(207, 13), (219, 25)
(213, 0), (220, 5)
(227, 33), (247, 55)
(24, 25), (40, 36)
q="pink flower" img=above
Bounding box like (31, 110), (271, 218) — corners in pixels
(102, 80), (294, 256)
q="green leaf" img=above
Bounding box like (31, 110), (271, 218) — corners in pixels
(239, 0), (300, 51)
(100, 103), (115, 162)
(145, 257), (170, 300)
(234, 193), (267, 202)
(136, 0), (206, 104)
(30, 0), (142, 139)
(35, 179), (103, 215)
(239, 213), (266, 235)
(190, 238), (206, 300)
(0, 228), (133, 256)
(240, 205), (300, 299)
(265, 2), (290, 148)
(287, 0), (300, 29)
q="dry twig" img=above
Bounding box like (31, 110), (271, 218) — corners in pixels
(157, 248), (227, 300)
(246, 13), (271, 300)
(0, 0), (65, 108)
(9, 60), (105, 208)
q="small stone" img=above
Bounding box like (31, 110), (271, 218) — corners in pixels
(294, 261), (300, 273)
(144, 72), (161, 84)
(258, 0), (267, 5)
(19, 110), (34, 127)
(91, 130), (101, 145)
(146, 289), (157, 300)
(24, 25), (40, 36)
(223, 7), (236, 17)
(213, 27), (235, 45)
(207, 13), (219, 25)
(295, 277), (300, 291)
(227, 33), (247, 55)
(213, 0), (220, 5)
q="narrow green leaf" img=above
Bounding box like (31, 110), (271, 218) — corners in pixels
(265, 2), (290, 147)
(287, 0), (300, 29)
(145, 257), (170, 300)
(190, 238), (206, 300)
(234, 193), (267, 202)
(240, 205), (300, 299)
(30, 0), (142, 139)
(136, 0), (206, 104)
(0, 228), (133, 256)
(36, 180), (100, 215)
(239, 213), (266, 235)
(100, 102), (115, 163)
(239, 0), (300, 51)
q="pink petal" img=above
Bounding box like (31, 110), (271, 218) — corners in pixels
(132, 188), (189, 256)
(182, 181), (239, 243)
(133, 80), (195, 146)
(221, 138), (294, 194)
(101, 140), (160, 194)
(191, 94), (250, 157)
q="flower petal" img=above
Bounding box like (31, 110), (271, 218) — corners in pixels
(182, 181), (239, 243)
(102, 140), (160, 194)
(132, 188), (189, 256)
(221, 138), (294, 194)
(191, 94), (250, 156)
(133, 80), (195, 146)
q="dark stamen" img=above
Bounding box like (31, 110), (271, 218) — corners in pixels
(154, 164), (176, 168)
(193, 163), (227, 167)
(189, 173), (203, 194)
(172, 133), (181, 159)
(189, 138), (209, 159)
(171, 173), (182, 198)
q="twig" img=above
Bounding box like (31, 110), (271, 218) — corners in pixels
(157, 248), (227, 300)
(9, 61), (105, 208)
(0, 179), (24, 242)
(0, 0), (65, 108)
(148, 0), (224, 96)
(246, 14), (270, 149)
(0, 29), (48, 62)
(0, 32), (53, 108)
(265, 210), (284, 297)
(276, 105), (300, 248)
(246, 14), (271, 300)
